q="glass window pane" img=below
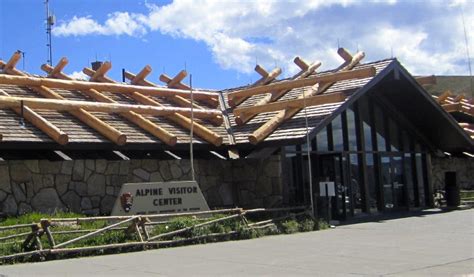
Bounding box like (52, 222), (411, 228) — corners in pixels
(316, 128), (328, 151)
(374, 106), (386, 151)
(404, 153), (415, 207)
(365, 154), (378, 212)
(358, 97), (373, 151)
(347, 108), (358, 151)
(332, 115), (343, 151)
(349, 154), (362, 214)
(415, 153), (425, 206)
(389, 118), (401, 152)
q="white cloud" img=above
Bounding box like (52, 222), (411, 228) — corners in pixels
(68, 71), (88, 80)
(53, 0), (473, 76)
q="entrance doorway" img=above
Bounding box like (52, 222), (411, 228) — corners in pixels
(380, 155), (407, 210)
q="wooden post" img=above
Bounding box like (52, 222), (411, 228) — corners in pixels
(248, 51), (366, 144)
(0, 89), (69, 144)
(235, 57), (322, 125)
(0, 55), (128, 145)
(40, 220), (56, 248)
(42, 62), (178, 146)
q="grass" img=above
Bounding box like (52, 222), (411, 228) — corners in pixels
(0, 212), (328, 264)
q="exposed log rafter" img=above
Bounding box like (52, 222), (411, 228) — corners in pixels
(42, 60), (177, 146)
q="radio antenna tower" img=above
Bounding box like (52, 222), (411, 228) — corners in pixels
(45, 0), (55, 66)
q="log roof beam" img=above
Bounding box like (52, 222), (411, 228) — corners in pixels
(234, 57), (322, 125)
(159, 71), (219, 108)
(42, 61), (178, 146)
(0, 89), (69, 145)
(156, 70), (222, 125)
(228, 66), (375, 104)
(248, 49), (366, 144)
(230, 66), (282, 107)
(1, 54), (127, 145)
(437, 90), (452, 104)
(87, 66), (223, 146)
(234, 91), (347, 118)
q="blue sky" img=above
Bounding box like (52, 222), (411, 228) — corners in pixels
(0, 0), (473, 89)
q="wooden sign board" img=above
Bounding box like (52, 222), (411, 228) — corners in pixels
(111, 181), (210, 216)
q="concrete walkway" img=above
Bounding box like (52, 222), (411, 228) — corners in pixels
(1, 209), (473, 276)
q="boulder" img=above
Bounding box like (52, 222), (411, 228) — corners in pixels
(31, 188), (65, 213)
(141, 160), (158, 172)
(24, 160), (40, 173)
(61, 161), (74, 175)
(12, 183), (26, 202)
(81, 197), (92, 210)
(72, 160), (85, 181)
(61, 191), (81, 213)
(18, 202), (32, 214)
(55, 174), (71, 196)
(170, 163), (182, 179)
(133, 168), (150, 181)
(0, 165), (11, 193)
(39, 160), (61, 174)
(105, 162), (120, 175)
(100, 195), (116, 214)
(70, 181), (88, 196)
(96, 160), (107, 173)
(0, 190), (7, 202)
(10, 163), (32, 183)
(1, 195), (18, 215)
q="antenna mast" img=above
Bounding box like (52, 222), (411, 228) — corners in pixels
(45, 0), (55, 66)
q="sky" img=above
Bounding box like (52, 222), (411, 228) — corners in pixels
(0, 0), (473, 90)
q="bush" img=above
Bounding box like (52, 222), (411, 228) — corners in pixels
(317, 219), (330, 230)
(299, 218), (316, 232)
(280, 219), (299, 234)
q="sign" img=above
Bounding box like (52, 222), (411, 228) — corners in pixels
(111, 181), (210, 216)
(319, 182), (336, 197)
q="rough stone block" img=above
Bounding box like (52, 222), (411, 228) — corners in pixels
(62, 191), (81, 213)
(106, 186), (115, 195)
(87, 174), (106, 196)
(85, 160), (95, 171)
(42, 174), (54, 187)
(133, 168), (150, 181)
(91, 196), (101, 208)
(170, 163), (182, 179)
(100, 195), (116, 214)
(96, 160), (107, 173)
(39, 160), (61, 174)
(219, 183), (234, 206)
(10, 163), (32, 183)
(119, 161), (130, 176)
(81, 197), (92, 210)
(61, 161), (74, 175)
(0, 165), (11, 193)
(18, 202), (32, 214)
(1, 195), (17, 215)
(72, 160), (85, 181)
(12, 183), (26, 202)
(70, 181), (88, 196)
(105, 162), (120, 175)
(159, 163), (172, 181)
(31, 188), (65, 213)
(141, 160), (158, 172)
(55, 174), (71, 196)
(150, 172), (164, 182)
(24, 160), (40, 173)
(0, 190), (7, 202)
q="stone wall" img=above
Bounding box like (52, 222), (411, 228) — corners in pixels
(431, 157), (474, 190)
(0, 155), (283, 216)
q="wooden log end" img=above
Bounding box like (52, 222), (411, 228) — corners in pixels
(117, 134), (127, 146)
(248, 134), (260, 145)
(255, 65), (269, 78)
(293, 56), (309, 71)
(337, 48), (353, 62)
(0, 133), (3, 141)
(212, 136), (223, 147)
(58, 134), (69, 145)
(168, 136), (178, 146)
(234, 116), (244, 126)
(159, 74), (172, 84)
(209, 116), (224, 126)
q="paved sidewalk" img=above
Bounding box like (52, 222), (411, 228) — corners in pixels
(1, 209), (473, 276)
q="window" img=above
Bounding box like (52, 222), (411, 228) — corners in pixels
(374, 106), (386, 151)
(332, 115), (344, 151)
(316, 127), (328, 151)
(347, 108), (358, 151)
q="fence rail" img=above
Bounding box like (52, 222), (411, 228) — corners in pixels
(0, 206), (309, 263)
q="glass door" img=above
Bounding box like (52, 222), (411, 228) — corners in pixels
(381, 155), (407, 210)
(318, 154), (349, 220)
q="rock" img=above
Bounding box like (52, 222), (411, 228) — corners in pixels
(87, 174), (106, 196)
(25, 182), (35, 201)
(12, 183), (26, 202)
(0, 165), (11, 193)
(10, 163), (32, 183)
(255, 176), (273, 197)
(159, 162), (172, 181)
(72, 160), (85, 181)
(141, 160), (158, 172)
(206, 187), (222, 207)
(61, 161), (74, 175)
(43, 174), (54, 187)
(18, 202), (32, 214)
(62, 191), (81, 213)
(31, 188), (65, 213)
(0, 190), (7, 202)
(170, 163), (182, 179)
(70, 181), (88, 196)
(84, 168), (93, 181)
(85, 160), (95, 171)
(55, 174), (71, 196)
(133, 168), (150, 181)
(31, 174), (44, 192)
(91, 196), (101, 208)
(272, 177), (282, 195)
(105, 162), (120, 175)
(83, 208), (99, 216)
(24, 160), (40, 173)
(100, 195), (116, 214)
(81, 197), (92, 210)
(106, 186), (114, 195)
(219, 182), (234, 206)
(39, 160), (61, 174)
(150, 172), (164, 182)
(1, 195), (17, 215)
(119, 161), (129, 176)
(96, 160), (107, 173)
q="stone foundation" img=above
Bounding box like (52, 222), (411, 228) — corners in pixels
(431, 157), (474, 190)
(0, 155), (283, 216)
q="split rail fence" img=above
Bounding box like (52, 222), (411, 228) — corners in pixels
(0, 206), (309, 263)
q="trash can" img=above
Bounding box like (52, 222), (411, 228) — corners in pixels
(445, 171), (460, 207)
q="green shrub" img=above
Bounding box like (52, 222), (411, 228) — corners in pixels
(317, 219), (330, 230)
(299, 218), (316, 232)
(280, 219), (299, 234)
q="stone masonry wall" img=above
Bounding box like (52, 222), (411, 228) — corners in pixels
(0, 155), (283, 216)
(431, 157), (474, 190)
